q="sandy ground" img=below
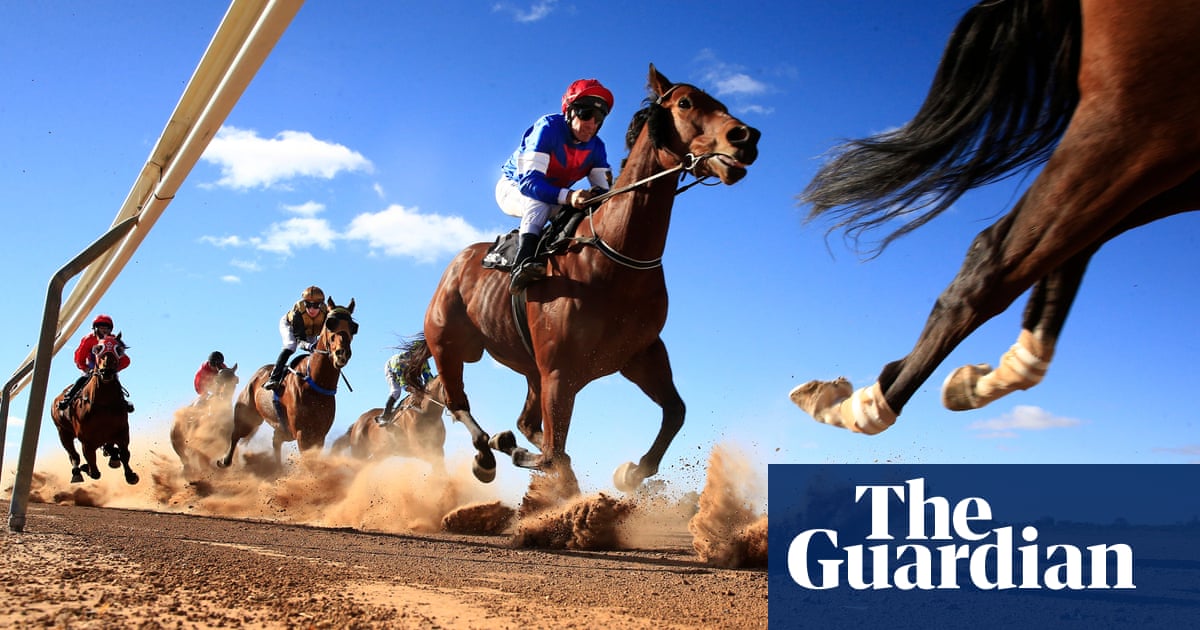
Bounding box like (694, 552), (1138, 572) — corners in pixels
(1, 401), (767, 628)
(1, 501), (764, 629)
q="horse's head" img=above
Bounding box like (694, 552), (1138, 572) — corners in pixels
(213, 363), (239, 399)
(627, 64), (760, 185)
(92, 332), (126, 382)
(320, 297), (358, 369)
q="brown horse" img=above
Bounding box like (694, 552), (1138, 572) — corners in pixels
(171, 364), (238, 479)
(791, 0), (1200, 433)
(404, 64), (759, 498)
(50, 333), (139, 484)
(217, 298), (357, 468)
(330, 375), (448, 472)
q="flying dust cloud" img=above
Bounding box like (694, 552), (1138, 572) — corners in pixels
(11, 400), (768, 567)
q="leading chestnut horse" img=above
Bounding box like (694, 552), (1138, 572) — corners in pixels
(218, 298), (358, 468)
(405, 64), (759, 498)
(50, 333), (139, 484)
(791, 0), (1200, 433)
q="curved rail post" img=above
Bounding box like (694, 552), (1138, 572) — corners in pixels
(7, 216), (138, 533)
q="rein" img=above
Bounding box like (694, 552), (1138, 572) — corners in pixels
(300, 333), (341, 396)
(571, 151), (727, 270)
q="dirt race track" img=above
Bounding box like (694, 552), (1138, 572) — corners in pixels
(1, 500), (765, 629)
(0, 412), (767, 630)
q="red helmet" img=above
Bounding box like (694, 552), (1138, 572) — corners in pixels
(561, 79), (614, 115)
(93, 314), (114, 328)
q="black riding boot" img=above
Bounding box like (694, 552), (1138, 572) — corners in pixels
(509, 232), (545, 295)
(375, 395), (398, 426)
(58, 375), (89, 410)
(262, 348), (294, 391)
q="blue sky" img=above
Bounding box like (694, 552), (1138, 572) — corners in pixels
(3, 1), (1198, 504)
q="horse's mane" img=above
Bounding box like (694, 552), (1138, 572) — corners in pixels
(624, 83), (701, 154)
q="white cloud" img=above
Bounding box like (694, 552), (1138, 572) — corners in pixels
(493, 0), (557, 22)
(713, 73), (767, 97)
(199, 235), (247, 248)
(283, 201), (325, 217)
(344, 205), (496, 263)
(737, 104), (775, 116)
(969, 405), (1083, 438)
(256, 217), (338, 256)
(229, 259), (261, 272)
(201, 126), (372, 189)
(220, 275), (241, 283)
(693, 50), (773, 116)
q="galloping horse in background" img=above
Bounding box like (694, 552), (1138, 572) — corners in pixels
(405, 64), (759, 499)
(218, 298), (357, 468)
(50, 333), (139, 484)
(791, 0), (1200, 433)
(172, 364), (238, 479)
(331, 375), (448, 472)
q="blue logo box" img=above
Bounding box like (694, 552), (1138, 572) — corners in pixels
(768, 465), (1200, 629)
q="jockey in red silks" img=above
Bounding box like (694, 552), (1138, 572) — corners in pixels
(59, 314), (134, 412)
(194, 350), (228, 396)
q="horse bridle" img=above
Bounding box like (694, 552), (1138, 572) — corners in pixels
(302, 310), (358, 393)
(571, 87), (736, 270)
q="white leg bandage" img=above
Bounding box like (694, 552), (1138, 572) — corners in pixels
(972, 330), (1053, 405)
(837, 382), (896, 435)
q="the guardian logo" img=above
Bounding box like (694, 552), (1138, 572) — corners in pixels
(787, 478), (1135, 591)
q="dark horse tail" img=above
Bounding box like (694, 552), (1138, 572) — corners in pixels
(803, 0), (1082, 253)
(399, 335), (434, 402)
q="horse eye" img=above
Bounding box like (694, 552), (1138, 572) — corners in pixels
(677, 97), (692, 110)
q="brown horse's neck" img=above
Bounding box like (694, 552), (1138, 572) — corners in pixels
(584, 133), (678, 263)
(83, 372), (123, 408)
(301, 349), (341, 393)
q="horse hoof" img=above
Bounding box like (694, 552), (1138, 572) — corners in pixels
(108, 457), (121, 469)
(70, 473), (84, 484)
(941, 363), (990, 411)
(125, 472), (140, 485)
(789, 377), (853, 418)
(214, 457), (230, 469)
(613, 461), (643, 493)
(473, 458), (497, 483)
(510, 447), (541, 469)
(488, 431), (518, 453)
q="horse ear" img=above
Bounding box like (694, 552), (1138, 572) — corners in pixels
(648, 63), (671, 97)
(346, 298), (355, 314)
(327, 295), (335, 309)
(231, 363), (238, 373)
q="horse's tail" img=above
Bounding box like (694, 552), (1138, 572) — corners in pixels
(803, 0), (1082, 253)
(400, 336), (433, 399)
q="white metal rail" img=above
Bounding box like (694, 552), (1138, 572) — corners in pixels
(4, 0), (304, 532)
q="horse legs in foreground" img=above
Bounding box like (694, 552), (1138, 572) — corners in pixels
(791, 0), (1200, 432)
(481, 340), (685, 497)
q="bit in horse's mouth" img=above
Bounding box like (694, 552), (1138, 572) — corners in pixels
(715, 154), (746, 169)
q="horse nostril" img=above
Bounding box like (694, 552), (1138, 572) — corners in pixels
(727, 125), (753, 145)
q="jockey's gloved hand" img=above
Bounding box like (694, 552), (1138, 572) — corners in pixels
(299, 341), (313, 352)
(567, 188), (595, 209)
